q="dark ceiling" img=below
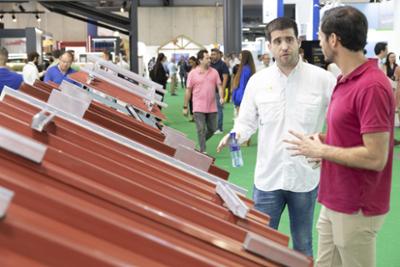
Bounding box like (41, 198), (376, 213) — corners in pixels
(0, 0), (265, 39)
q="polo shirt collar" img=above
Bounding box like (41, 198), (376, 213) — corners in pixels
(337, 59), (375, 84)
(196, 66), (210, 74)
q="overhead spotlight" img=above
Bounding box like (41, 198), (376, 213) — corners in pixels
(0, 14), (3, 22)
(120, 1), (127, 13)
(35, 13), (41, 22)
(12, 13), (16, 23)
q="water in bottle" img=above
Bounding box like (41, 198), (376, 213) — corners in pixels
(229, 132), (244, 167)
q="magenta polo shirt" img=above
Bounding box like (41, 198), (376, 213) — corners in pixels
(187, 66), (221, 113)
(319, 59), (395, 216)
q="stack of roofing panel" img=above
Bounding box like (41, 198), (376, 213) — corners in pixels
(30, 78), (230, 181)
(0, 61), (313, 267)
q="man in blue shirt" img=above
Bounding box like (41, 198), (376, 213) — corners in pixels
(44, 51), (76, 85)
(0, 47), (23, 94)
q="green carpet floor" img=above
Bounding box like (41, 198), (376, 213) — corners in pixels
(162, 85), (400, 266)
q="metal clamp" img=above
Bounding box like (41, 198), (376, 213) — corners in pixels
(59, 80), (93, 104)
(125, 104), (142, 121)
(31, 110), (56, 132)
(243, 232), (311, 267)
(47, 89), (90, 119)
(0, 126), (47, 164)
(215, 181), (249, 219)
(144, 88), (156, 111)
(86, 73), (95, 84)
(0, 186), (14, 220)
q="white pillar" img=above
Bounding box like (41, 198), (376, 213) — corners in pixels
(391, 0), (400, 59)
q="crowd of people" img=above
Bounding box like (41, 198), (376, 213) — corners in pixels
(0, 47), (131, 94)
(0, 48), (79, 93)
(148, 47), (274, 144)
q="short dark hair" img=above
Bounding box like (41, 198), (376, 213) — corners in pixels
(27, 51), (39, 62)
(61, 51), (74, 62)
(265, 17), (298, 42)
(102, 49), (112, 60)
(0, 46), (9, 59)
(0, 47), (8, 65)
(321, 6), (368, 52)
(374, 42), (387, 56)
(211, 48), (220, 54)
(189, 56), (199, 66)
(52, 49), (62, 59)
(197, 49), (208, 61)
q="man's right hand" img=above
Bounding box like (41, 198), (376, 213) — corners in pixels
(217, 134), (230, 152)
(182, 107), (188, 116)
(217, 132), (240, 152)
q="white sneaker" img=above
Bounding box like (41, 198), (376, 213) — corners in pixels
(214, 130), (223, 135)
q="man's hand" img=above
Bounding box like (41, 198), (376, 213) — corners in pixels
(219, 97), (225, 106)
(182, 107), (188, 117)
(217, 132), (241, 152)
(284, 130), (325, 159)
(217, 133), (230, 152)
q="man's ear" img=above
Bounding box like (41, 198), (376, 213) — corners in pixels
(267, 42), (271, 51)
(298, 39), (302, 49)
(330, 33), (339, 47)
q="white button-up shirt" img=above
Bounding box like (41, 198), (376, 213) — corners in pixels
(22, 61), (40, 85)
(233, 59), (336, 192)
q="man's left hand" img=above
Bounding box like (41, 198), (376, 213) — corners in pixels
(284, 130), (325, 159)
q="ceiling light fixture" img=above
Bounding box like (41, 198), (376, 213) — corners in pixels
(35, 13), (41, 22)
(0, 14), (3, 22)
(12, 13), (16, 23)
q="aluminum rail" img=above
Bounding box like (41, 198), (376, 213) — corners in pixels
(88, 55), (164, 93)
(85, 55), (167, 109)
(80, 66), (168, 109)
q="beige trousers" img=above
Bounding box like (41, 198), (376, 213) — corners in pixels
(170, 74), (177, 95)
(315, 206), (385, 267)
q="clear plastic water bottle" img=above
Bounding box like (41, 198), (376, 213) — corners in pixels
(229, 132), (243, 167)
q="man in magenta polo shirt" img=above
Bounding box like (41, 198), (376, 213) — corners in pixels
(183, 49), (224, 153)
(285, 6), (395, 267)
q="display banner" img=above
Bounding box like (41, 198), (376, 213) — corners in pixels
(263, 0), (284, 24)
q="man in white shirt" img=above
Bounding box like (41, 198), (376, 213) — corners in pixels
(217, 17), (336, 257)
(168, 57), (178, 96)
(256, 53), (272, 72)
(22, 51), (44, 85)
